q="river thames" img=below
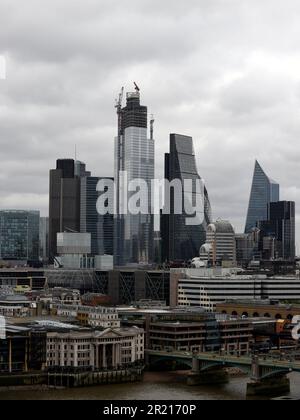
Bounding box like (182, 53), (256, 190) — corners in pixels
(0, 371), (299, 400)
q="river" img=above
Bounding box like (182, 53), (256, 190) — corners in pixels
(0, 371), (299, 400)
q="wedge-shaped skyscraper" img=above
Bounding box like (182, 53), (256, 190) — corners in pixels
(245, 160), (280, 233)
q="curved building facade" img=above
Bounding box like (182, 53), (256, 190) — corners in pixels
(200, 220), (236, 265)
(161, 134), (212, 262)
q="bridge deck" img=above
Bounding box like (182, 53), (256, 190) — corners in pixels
(146, 350), (300, 372)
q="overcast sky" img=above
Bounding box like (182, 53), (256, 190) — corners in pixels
(0, 0), (300, 249)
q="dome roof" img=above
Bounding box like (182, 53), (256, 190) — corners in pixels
(208, 220), (235, 234)
(200, 243), (211, 253)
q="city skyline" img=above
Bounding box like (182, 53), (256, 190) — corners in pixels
(1, 0), (300, 247)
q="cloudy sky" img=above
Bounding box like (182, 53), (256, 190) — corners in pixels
(1, 0), (300, 248)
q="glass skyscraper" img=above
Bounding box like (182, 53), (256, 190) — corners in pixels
(258, 201), (295, 261)
(49, 159), (90, 259)
(114, 87), (154, 266)
(80, 176), (114, 256)
(245, 160), (280, 234)
(0, 210), (40, 260)
(161, 134), (212, 262)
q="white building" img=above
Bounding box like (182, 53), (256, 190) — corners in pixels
(46, 326), (144, 369)
(53, 304), (121, 329)
(200, 220), (236, 266)
(172, 268), (300, 311)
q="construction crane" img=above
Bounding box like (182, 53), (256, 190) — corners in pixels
(134, 82), (140, 93)
(115, 87), (124, 112)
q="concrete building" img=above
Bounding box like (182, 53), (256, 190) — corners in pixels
(0, 269), (47, 290)
(200, 220), (236, 266)
(171, 268), (300, 310)
(216, 300), (300, 321)
(46, 326), (144, 369)
(0, 323), (46, 374)
(218, 318), (254, 355)
(53, 304), (121, 329)
(0, 294), (32, 318)
(147, 311), (220, 353)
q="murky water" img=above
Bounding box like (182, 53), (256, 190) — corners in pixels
(0, 371), (299, 400)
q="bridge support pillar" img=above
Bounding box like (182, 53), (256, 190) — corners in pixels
(247, 376), (290, 397)
(188, 357), (229, 386)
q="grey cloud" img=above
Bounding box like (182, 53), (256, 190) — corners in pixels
(1, 0), (300, 247)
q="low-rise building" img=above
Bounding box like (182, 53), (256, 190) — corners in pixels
(53, 304), (121, 328)
(46, 326), (144, 369)
(218, 318), (254, 356)
(0, 294), (33, 318)
(216, 300), (300, 321)
(171, 268), (300, 310)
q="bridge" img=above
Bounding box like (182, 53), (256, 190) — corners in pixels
(146, 350), (300, 396)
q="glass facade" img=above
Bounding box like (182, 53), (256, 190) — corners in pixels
(80, 177), (114, 256)
(114, 91), (154, 266)
(0, 210), (40, 260)
(161, 134), (212, 262)
(245, 160), (280, 234)
(39, 217), (49, 261)
(258, 201), (295, 260)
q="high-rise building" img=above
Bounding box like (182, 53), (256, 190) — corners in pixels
(161, 134), (212, 262)
(245, 160), (279, 233)
(80, 176), (114, 256)
(49, 159), (87, 259)
(200, 220), (236, 266)
(258, 201), (295, 261)
(114, 86), (154, 266)
(39, 217), (49, 262)
(0, 210), (40, 261)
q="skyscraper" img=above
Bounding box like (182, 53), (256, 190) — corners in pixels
(0, 210), (40, 261)
(80, 176), (114, 256)
(245, 160), (279, 233)
(49, 159), (85, 259)
(258, 201), (295, 261)
(114, 86), (154, 266)
(161, 134), (212, 262)
(39, 217), (49, 262)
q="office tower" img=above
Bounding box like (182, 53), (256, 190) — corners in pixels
(0, 210), (40, 261)
(114, 86), (154, 266)
(39, 217), (49, 262)
(245, 160), (280, 233)
(258, 201), (295, 260)
(49, 159), (86, 259)
(200, 220), (236, 266)
(235, 230), (260, 267)
(80, 176), (114, 256)
(161, 134), (212, 262)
